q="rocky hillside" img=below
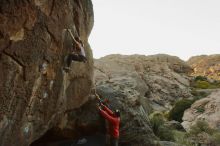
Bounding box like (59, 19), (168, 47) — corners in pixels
(95, 54), (193, 111)
(0, 0), (94, 146)
(188, 55), (220, 80)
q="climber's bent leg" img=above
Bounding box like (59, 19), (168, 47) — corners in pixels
(63, 53), (87, 72)
(63, 54), (73, 71)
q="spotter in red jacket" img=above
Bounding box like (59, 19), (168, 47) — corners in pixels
(99, 105), (120, 138)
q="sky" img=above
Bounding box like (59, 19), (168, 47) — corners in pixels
(89, 0), (220, 60)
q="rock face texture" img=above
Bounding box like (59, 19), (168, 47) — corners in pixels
(0, 0), (94, 146)
(95, 54), (192, 111)
(182, 91), (220, 131)
(188, 55), (220, 80)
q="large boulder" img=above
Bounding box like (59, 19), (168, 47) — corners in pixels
(58, 75), (157, 146)
(182, 90), (220, 131)
(0, 0), (94, 146)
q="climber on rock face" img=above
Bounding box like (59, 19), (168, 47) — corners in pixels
(97, 103), (120, 146)
(64, 36), (87, 72)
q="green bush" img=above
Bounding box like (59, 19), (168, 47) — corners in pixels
(194, 76), (207, 81)
(149, 112), (165, 134)
(149, 112), (175, 141)
(168, 99), (194, 122)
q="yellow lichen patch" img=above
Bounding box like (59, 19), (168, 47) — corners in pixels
(10, 28), (24, 42)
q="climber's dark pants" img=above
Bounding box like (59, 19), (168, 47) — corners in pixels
(110, 137), (118, 146)
(66, 54), (87, 67)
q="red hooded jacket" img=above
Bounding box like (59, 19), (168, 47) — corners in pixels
(99, 105), (120, 138)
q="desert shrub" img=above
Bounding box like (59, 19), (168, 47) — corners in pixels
(168, 99), (194, 122)
(149, 112), (175, 141)
(149, 112), (165, 134)
(189, 120), (214, 136)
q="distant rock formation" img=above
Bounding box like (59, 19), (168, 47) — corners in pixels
(188, 55), (220, 80)
(95, 54), (193, 111)
(0, 0), (94, 146)
(182, 90), (220, 131)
